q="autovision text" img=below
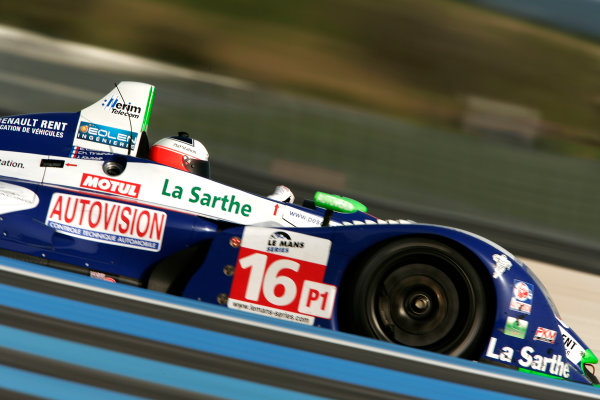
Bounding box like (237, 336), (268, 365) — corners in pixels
(46, 193), (166, 252)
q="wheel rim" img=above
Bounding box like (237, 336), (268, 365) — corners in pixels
(368, 257), (476, 352)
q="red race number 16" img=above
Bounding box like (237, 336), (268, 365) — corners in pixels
(233, 251), (336, 319)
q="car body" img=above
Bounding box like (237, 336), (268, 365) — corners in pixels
(0, 82), (597, 385)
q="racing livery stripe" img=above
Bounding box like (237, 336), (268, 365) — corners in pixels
(141, 86), (154, 133)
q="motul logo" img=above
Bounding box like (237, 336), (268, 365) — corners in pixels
(80, 173), (140, 198)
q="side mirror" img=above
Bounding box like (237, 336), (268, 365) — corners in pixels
(314, 191), (367, 226)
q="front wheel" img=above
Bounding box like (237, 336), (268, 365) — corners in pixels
(343, 238), (492, 358)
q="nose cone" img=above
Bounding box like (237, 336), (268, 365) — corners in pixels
(582, 348), (598, 365)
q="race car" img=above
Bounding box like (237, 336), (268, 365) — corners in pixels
(0, 81), (597, 385)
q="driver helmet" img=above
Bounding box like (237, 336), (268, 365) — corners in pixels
(149, 132), (210, 178)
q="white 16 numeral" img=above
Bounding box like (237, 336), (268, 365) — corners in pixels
(239, 253), (300, 306)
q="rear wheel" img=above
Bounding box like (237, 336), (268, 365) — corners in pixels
(345, 238), (491, 358)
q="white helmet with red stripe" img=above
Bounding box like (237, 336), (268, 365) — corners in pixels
(149, 132), (210, 178)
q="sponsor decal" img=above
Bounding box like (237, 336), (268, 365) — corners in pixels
(0, 182), (39, 214)
(559, 325), (586, 365)
(171, 140), (201, 156)
(69, 147), (111, 160)
(266, 231), (304, 254)
(0, 117), (67, 138)
(80, 173), (140, 198)
(504, 316), (528, 339)
(227, 300), (317, 325)
(0, 183), (38, 204)
(0, 159), (24, 169)
(228, 227), (334, 325)
(102, 96), (142, 119)
(77, 122), (137, 149)
(492, 253), (512, 278)
(283, 207), (323, 227)
(45, 193), (166, 252)
(509, 280), (534, 314)
(89, 271), (116, 283)
(533, 327), (557, 344)
(161, 178), (252, 217)
(486, 337), (570, 378)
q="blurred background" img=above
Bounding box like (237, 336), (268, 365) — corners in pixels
(2, 0), (600, 267)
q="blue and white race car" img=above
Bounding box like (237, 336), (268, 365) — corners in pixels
(0, 82), (597, 385)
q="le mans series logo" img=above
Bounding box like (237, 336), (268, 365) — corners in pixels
(266, 231), (305, 254)
(78, 122), (138, 149)
(45, 193), (166, 252)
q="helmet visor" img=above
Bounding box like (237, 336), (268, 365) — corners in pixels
(183, 155), (210, 178)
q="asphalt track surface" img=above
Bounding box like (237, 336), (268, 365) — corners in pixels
(1, 264), (599, 400)
(0, 24), (599, 397)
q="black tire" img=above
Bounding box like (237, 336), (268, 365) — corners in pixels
(346, 238), (491, 358)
